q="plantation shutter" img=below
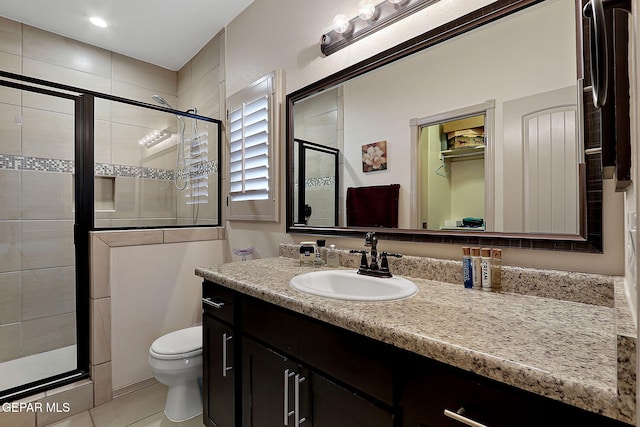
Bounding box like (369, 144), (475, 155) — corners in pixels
(226, 71), (281, 221)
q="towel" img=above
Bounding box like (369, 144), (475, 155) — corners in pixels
(346, 184), (400, 228)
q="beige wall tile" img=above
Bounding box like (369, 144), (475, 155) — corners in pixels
(23, 58), (111, 94)
(91, 361), (112, 407)
(22, 90), (75, 116)
(163, 227), (221, 243)
(0, 17), (22, 55)
(37, 380), (93, 427)
(0, 323), (21, 362)
(0, 102), (22, 155)
(90, 234), (111, 299)
(22, 267), (75, 321)
(21, 220), (75, 270)
(90, 297), (110, 366)
(21, 108), (75, 160)
(22, 312), (76, 356)
(0, 271), (21, 324)
(112, 177), (140, 219)
(112, 53), (176, 94)
(93, 229), (164, 247)
(23, 25), (111, 78)
(0, 170), (21, 219)
(141, 179), (177, 219)
(0, 221), (20, 273)
(111, 89), (176, 130)
(21, 171), (74, 220)
(109, 123), (146, 167)
(0, 51), (22, 105)
(94, 119), (112, 164)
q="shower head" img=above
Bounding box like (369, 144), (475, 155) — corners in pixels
(151, 94), (173, 109)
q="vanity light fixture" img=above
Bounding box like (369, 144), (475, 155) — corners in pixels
(138, 129), (171, 148)
(321, 0), (441, 56)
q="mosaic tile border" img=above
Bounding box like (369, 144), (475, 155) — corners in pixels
(293, 176), (336, 188)
(0, 155), (218, 181)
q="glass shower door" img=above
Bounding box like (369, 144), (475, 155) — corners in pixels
(0, 85), (82, 399)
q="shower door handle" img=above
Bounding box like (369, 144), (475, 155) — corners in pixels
(222, 333), (232, 377)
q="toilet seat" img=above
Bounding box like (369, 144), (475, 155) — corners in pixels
(150, 326), (202, 360)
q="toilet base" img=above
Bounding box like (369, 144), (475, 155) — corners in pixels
(163, 380), (202, 422)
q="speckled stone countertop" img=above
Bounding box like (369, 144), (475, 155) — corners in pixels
(196, 256), (634, 424)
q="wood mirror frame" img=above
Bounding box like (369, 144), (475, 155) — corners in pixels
(286, 0), (604, 253)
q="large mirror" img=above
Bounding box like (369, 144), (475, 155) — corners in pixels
(286, 0), (603, 252)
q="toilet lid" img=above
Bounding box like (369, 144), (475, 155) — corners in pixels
(150, 326), (202, 359)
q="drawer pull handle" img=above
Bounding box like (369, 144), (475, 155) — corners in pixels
(294, 374), (306, 426)
(222, 333), (233, 377)
(202, 297), (225, 309)
(444, 408), (488, 427)
(283, 369), (295, 425)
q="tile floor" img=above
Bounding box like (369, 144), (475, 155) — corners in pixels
(45, 383), (204, 427)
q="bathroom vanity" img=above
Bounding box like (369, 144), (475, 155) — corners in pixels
(197, 256), (634, 427)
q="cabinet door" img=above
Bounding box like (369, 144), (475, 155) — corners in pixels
(309, 373), (394, 427)
(242, 337), (304, 427)
(203, 314), (236, 427)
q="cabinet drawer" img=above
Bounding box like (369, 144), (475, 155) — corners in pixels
(242, 297), (299, 356)
(202, 281), (236, 325)
(299, 317), (394, 406)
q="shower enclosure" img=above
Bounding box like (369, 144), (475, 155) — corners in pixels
(0, 71), (221, 402)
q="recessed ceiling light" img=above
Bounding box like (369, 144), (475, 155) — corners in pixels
(89, 16), (108, 28)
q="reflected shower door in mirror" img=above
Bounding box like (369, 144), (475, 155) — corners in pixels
(289, 0), (585, 237)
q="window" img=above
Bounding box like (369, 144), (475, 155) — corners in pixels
(227, 70), (281, 221)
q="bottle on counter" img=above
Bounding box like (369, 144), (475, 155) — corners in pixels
(462, 247), (473, 289)
(299, 242), (316, 266)
(491, 249), (502, 292)
(326, 244), (340, 268)
(471, 247), (482, 290)
(316, 239), (327, 263)
(481, 248), (492, 291)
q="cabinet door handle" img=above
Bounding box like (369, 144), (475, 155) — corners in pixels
(444, 408), (488, 427)
(294, 374), (306, 426)
(283, 369), (295, 425)
(202, 297), (225, 309)
(222, 333), (232, 377)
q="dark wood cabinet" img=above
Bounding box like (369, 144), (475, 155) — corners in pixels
(202, 284), (238, 427)
(202, 280), (630, 427)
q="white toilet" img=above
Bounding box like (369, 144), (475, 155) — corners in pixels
(148, 326), (203, 422)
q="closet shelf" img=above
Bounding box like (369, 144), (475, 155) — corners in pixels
(440, 145), (484, 161)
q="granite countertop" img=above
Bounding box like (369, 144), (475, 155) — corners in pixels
(195, 256), (624, 422)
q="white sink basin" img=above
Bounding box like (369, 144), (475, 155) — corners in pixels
(289, 270), (418, 301)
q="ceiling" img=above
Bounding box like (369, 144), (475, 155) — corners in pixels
(0, 0), (254, 71)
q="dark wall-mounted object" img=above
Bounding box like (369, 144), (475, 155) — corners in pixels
(583, 0), (632, 191)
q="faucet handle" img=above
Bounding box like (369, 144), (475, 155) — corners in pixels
(383, 252), (402, 258)
(350, 249), (369, 269)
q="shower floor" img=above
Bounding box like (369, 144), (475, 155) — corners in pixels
(0, 345), (77, 392)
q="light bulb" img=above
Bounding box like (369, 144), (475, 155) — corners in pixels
(358, 0), (376, 20)
(332, 14), (351, 34)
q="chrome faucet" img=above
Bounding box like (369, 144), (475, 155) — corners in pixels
(350, 232), (402, 278)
